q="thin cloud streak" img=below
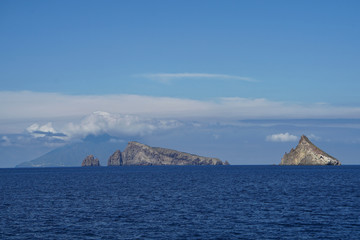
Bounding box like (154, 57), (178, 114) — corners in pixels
(137, 73), (256, 82)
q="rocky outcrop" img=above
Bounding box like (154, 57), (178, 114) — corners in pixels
(121, 141), (226, 165)
(280, 135), (341, 165)
(81, 155), (100, 167)
(108, 150), (122, 166)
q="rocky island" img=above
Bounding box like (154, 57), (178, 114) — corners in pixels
(81, 155), (100, 167)
(280, 135), (341, 165)
(106, 141), (228, 166)
(107, 150), (122, 166)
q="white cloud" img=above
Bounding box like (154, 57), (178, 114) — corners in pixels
(63, 111), (182, 139)
(26, 122), (66, 140)
(137, 73), (255, 82)
(27, 123), (56, 135)
(266, 133), (298, 142)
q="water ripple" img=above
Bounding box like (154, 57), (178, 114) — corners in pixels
(0, 166), (359, 239)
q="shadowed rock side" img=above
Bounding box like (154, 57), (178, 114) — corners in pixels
(108, 150), (122, 166)
(122, 141), (226, 165)
(280, 135), (341, 165)
(81, 155), (100, 167)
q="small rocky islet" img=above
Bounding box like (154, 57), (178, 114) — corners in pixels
(82, 141), (229, 167)
(81, 155), (100, 167)
(280, 135), (341, 165)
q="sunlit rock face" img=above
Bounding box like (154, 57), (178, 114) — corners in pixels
(121, 141), (226, 166)
(280, 135), (341, 166)
(107, 150), (122, 166)
(81, 155), (100, 167)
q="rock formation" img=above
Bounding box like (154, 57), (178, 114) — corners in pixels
(280, 135), (341, 165)
(81, 155), (100, 167)
(121, 141), (226, 165)
(108, 150), (122, 166)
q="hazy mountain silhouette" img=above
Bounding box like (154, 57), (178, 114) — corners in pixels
(16, 134), (130, 167)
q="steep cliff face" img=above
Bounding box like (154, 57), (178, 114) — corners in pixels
(107, 150), (122, 166)
(122, 142), (225, 165)
(280, 135), (341, 165)
(81, 155), (100, 167)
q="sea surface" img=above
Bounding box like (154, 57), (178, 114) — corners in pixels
(1, 166), (359, 239)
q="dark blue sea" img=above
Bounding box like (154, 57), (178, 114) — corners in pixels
(1, 166), (359, 239)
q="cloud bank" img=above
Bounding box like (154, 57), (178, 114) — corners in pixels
(63, 111), (182, 139)
(21, 111), (181, 139)
(2, 91), (360, 126)
(266, 133), (298, 142)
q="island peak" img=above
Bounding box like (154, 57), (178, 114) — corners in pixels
(280, 135), (341, 165)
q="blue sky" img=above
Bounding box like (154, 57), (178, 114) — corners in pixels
(1, 0), (360, 167)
